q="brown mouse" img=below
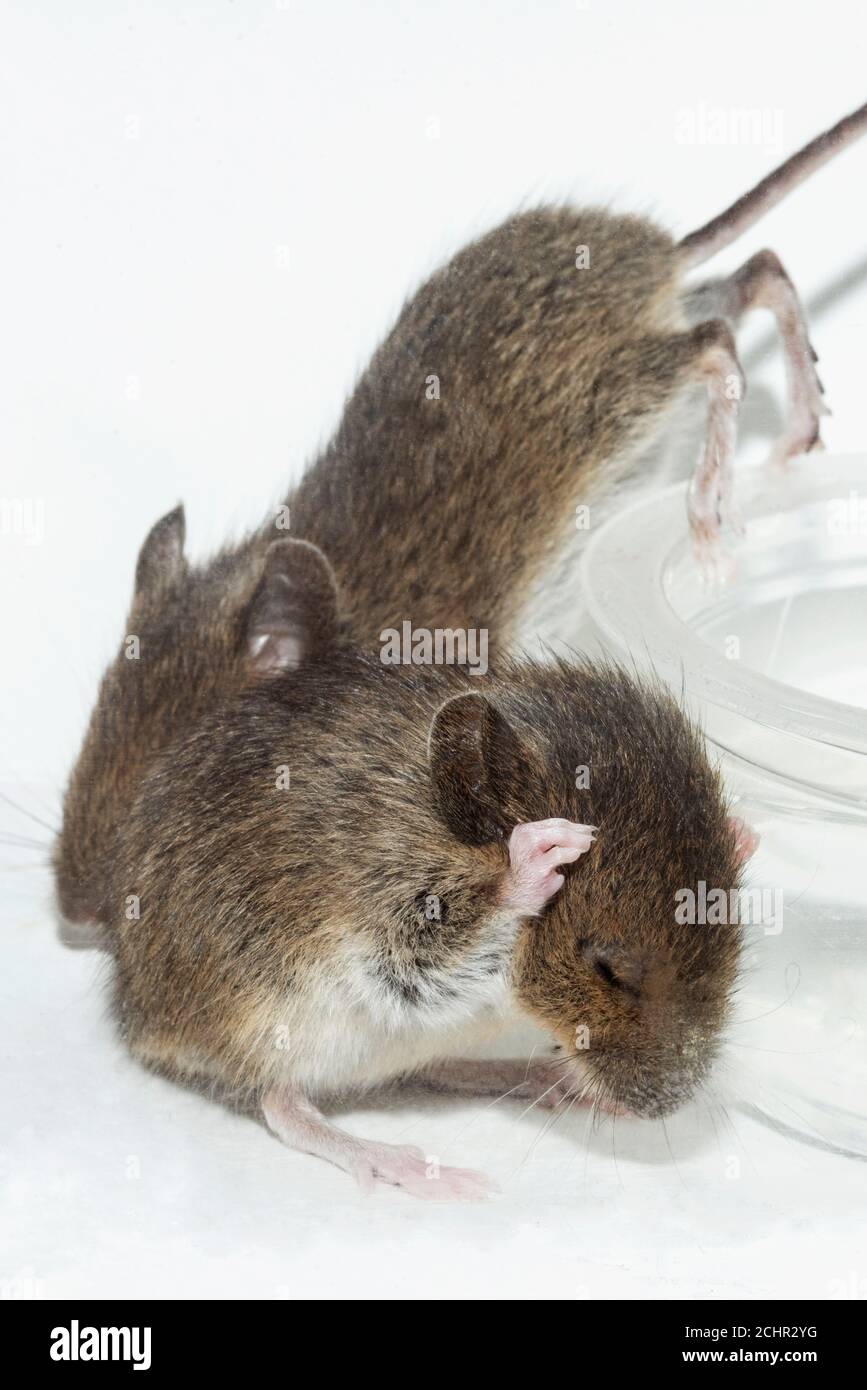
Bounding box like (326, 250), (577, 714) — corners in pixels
(104, 538), (754, 1198)
(54, 100), (865, 931)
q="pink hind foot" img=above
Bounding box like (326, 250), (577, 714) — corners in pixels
(262, 1086), (494, 1202)
(349, 1142), (494, 1201)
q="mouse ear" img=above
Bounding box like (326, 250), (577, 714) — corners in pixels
(428, 692), (531, 847)
(245, 538), (340, 676)
(728, 814), (760, 865)
(134, 504), (186, 601)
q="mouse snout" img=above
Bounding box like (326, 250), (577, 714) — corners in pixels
(52, 813), (105, 933)
(517, 929), (732, 1119)
(589, 1019), (722, 1119)
(53, 859), (101, 931)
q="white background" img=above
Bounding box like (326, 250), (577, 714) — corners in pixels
(2, 1), (867, 1300)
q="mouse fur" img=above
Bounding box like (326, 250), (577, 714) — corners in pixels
(104, 542), (744, 1125)
(55, 101), (867, 942)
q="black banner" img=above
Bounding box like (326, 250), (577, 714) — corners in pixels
(1, 1299), (861, 1373)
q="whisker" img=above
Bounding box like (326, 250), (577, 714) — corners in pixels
(716, 1099), (760, 1177)
(729, 972), (802, 1026)
(545, 1087), (586, 1162)
(725, 1037), (855, 1058)
(704, 1097), (725, 1160)
(519, 1092), (572, 1165)
(610, 1093), (622, 1187)
(0, 790), (59, 836)
(445, 1076), (543, 1149)
(509, 1070), (596, 1182)
(429, 1046), (558, 1151)
(0, 832), (51, 851)
(514, 1074), (568, 1122)
(660, 1115), (687, 1188)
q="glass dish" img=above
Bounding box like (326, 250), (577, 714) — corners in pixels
(580, 455), (867, 1160)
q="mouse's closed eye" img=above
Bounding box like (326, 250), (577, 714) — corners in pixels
(580, 940), (643, 998)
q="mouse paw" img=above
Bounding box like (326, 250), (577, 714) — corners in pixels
(767, 396), (830, 472)
(518, 1059), (590, 1110)
(502, 818), (596, 916)
(717, 494), (745, 540)
(517, 1060), (630, 1116)
(691, 523), (737, 586)
(351, 1141), (495, 1202)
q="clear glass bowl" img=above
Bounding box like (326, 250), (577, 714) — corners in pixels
(580, 455), (867, 1161)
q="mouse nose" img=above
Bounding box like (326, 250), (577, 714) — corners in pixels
(54, 873), (105, 947)
(53, 870), (101, 931)
(57, 914), (104, 950)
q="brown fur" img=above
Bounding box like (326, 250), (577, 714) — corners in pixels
(107, 647), (742, 1119)
(57, 101), (867, 924)
(290, 209), (683, 637)
(56, 207), (693, 923)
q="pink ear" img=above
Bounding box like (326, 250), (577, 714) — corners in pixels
(728, 815), (760, 865)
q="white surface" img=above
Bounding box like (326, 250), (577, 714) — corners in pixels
(3, 1), (867, 1300)
(3, 890), (867, 1301)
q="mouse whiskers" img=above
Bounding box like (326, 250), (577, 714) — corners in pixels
(728, 967), (803, 1026)
(0, 831), (52, 852)
(513, 1066), (573, 1123)
(507, 1070), (593, 1183)
(0, 789), (59, 836)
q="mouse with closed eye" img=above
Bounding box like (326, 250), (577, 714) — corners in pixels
(54, 100), (863, 933)
(104, 538), (756, 1199)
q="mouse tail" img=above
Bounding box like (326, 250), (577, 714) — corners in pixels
(676, 99), (867, 269)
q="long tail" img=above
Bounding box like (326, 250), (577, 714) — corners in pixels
(677, 99), (867, 269)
